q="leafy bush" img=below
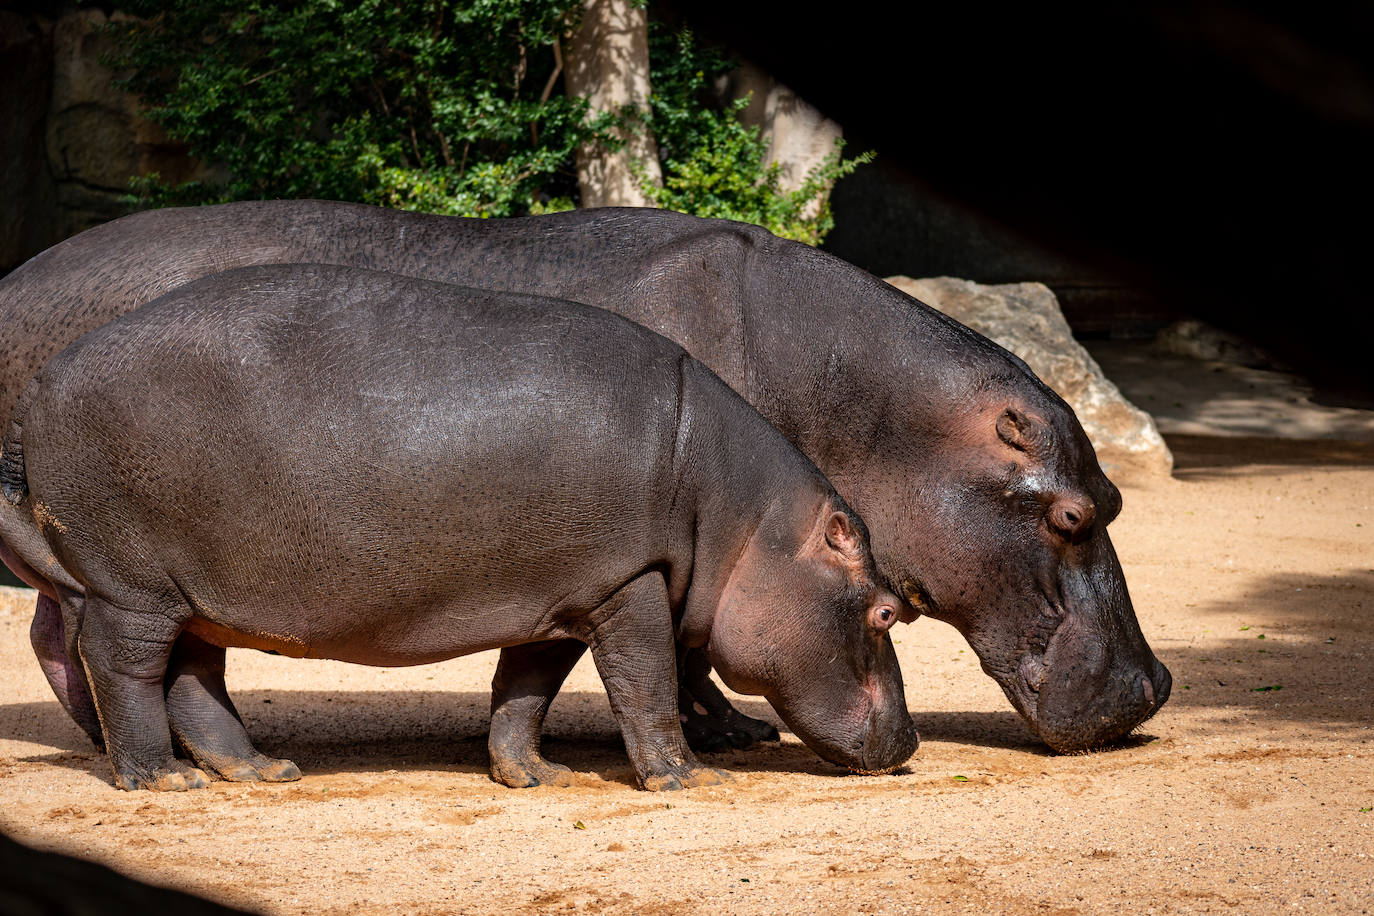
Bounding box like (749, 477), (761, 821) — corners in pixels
(109, 0), (595, 217)
(642, 28), (871, 245)
(106, 1), (868, 241)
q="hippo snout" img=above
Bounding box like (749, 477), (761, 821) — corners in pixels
(1009, 606), (1172, 752)
(1143, 658), (1172, 716)
(1032, 653), (1172, 752)
(770, 676), (918, 775)
(857, 710), (919, 775)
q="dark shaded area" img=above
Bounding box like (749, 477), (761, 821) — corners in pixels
(0, 830), (255, 915)
(904, 710), (1046, 752)
(1167, 433), (1374, 474)
(0, 3), (58, 271)
(822, 159), (1180, 337)
(681, 2), (1374, 396)
(824, 160), (1093, 288)
(1146, 568), (1374, 729)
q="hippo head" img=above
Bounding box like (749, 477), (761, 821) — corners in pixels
(866, 391), (1170, 752)
(706, 494), (919, 774)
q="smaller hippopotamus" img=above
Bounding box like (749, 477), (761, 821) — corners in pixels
(0, 264), (918, 791)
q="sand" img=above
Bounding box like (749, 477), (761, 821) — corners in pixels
(1, 433), (1372, 913)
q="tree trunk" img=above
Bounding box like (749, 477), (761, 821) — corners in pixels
(721, 61), (843, 218)
(564, 0), (661, 208)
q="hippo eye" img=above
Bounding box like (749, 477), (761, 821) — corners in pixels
(870, 604), (897, 631)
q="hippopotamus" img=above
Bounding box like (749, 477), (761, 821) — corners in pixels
(0, 201), (1169, 752)
(0, 264), (917, 791)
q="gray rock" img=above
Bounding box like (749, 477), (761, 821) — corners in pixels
(1152, 319), (1281, 370)
(887, 275), (1173, 477)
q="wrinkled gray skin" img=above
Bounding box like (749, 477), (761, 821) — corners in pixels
(0, 265), (917, 791)
(0, 201), (1169, 751)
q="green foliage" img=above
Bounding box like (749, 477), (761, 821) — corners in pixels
(106, 3), (868, 241)
(642, 28), (872, 245)
(107, 0), (598, 216)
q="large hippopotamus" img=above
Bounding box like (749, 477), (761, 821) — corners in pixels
(0, 264), (917, 791)
(0, 201), (1169, 752)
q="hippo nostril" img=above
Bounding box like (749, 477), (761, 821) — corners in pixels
(1151, 662), (1172, 708)
(1140, 676), (1155, 707)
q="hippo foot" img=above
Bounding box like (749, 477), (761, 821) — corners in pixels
(679, 702), (780, 753)
(490, 753), (575, 789)
(639, 761), (731, 792)
(114, 759), (211, 792)
(203, 753), (301, 783)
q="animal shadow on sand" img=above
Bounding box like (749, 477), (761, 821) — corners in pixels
(1, 690), (863, 788)
(1166, 433), (1374, 478)
(2, 686), (1071, 789)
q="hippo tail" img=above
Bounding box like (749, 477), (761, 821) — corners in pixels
(1, 377), (35, 505)
(0, 377), (79, 596)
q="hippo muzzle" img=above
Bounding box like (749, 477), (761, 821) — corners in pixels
(1021, 612), (1171, 751)
(770, 649), (920, 775)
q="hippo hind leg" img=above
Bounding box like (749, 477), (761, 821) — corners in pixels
(72, 590), (209, 791)
(678, 648), (780, 752)
(30, 593), (105, 749)
(164, 633), (299, 783)
(488, 639), (584, 788)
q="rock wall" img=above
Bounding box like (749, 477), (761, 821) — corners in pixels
(1, 7), (207, 274)
(888, 275), (1173, 477)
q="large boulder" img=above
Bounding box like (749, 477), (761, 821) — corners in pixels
(887, 276), (1173, 477)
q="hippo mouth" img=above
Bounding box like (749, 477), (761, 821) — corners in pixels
(995, 590), (1170, 752)
(1003, 595), (1069, 724)
(767, 678), (919, 775)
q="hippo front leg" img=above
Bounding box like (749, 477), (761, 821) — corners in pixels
(678, 648), (780, 751)
(584, 573), (727, 791)
(164, 633), (299, 783)
(488, 639), (586, 788)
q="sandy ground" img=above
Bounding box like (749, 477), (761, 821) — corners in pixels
(2, 361), (1373, 914)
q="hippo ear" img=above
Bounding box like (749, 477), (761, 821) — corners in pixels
(996, 407), (1048, 455)
(897, 576), (930, 622)
(823, 511), (864, 560)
